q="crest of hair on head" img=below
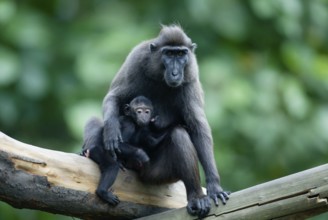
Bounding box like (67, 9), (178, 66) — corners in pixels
(158, 24), (193, 47)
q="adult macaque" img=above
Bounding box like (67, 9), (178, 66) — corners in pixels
(84, 25), (229, 217)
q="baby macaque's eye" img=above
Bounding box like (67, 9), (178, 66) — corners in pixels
(145, 110), (150, 114)
(137, 109), (142, 114)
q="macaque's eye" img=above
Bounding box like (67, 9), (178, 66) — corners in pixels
(177, 51), (184, 56)
(166, 51), (173, 56)
(137, 109), (142, 114)
(145, 110), (150, 114)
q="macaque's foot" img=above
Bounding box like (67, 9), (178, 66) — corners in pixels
(96, 189), (120, 206)
(79, 149), (90, 158)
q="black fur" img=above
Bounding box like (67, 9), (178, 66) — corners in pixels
(120, 96), (168, 151)
(82, 96), (167, 205)
(85, 25), (229, 217)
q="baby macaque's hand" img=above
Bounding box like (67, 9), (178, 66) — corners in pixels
(151, 115), (159, 122)
(151, 115), (162, 129)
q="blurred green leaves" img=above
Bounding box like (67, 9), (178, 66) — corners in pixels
(0, 47), (19, 86)
(0, 0), (328, 219)
(4, 10), (52, 49)
(0, 0), (16, 25)
(65, 100), (101, 139)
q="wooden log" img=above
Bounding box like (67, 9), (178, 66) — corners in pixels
(1, 131), (328, 219)
(138, 164), (328, 220)
(0, 132), (187, 219)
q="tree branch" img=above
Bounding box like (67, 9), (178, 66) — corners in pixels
(1, 131), (328, 220)
(138, 164), (328, 220)
(0, 132), (187, 219)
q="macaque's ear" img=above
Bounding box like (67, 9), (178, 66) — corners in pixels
(191, 43), (197, 52)
(150, 43), (157, 52)
(124, 104), (130, 116)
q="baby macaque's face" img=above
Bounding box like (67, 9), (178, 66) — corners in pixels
(131, 105), (152, 127)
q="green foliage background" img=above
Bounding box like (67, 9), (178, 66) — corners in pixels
(0, 0), (328, 219)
